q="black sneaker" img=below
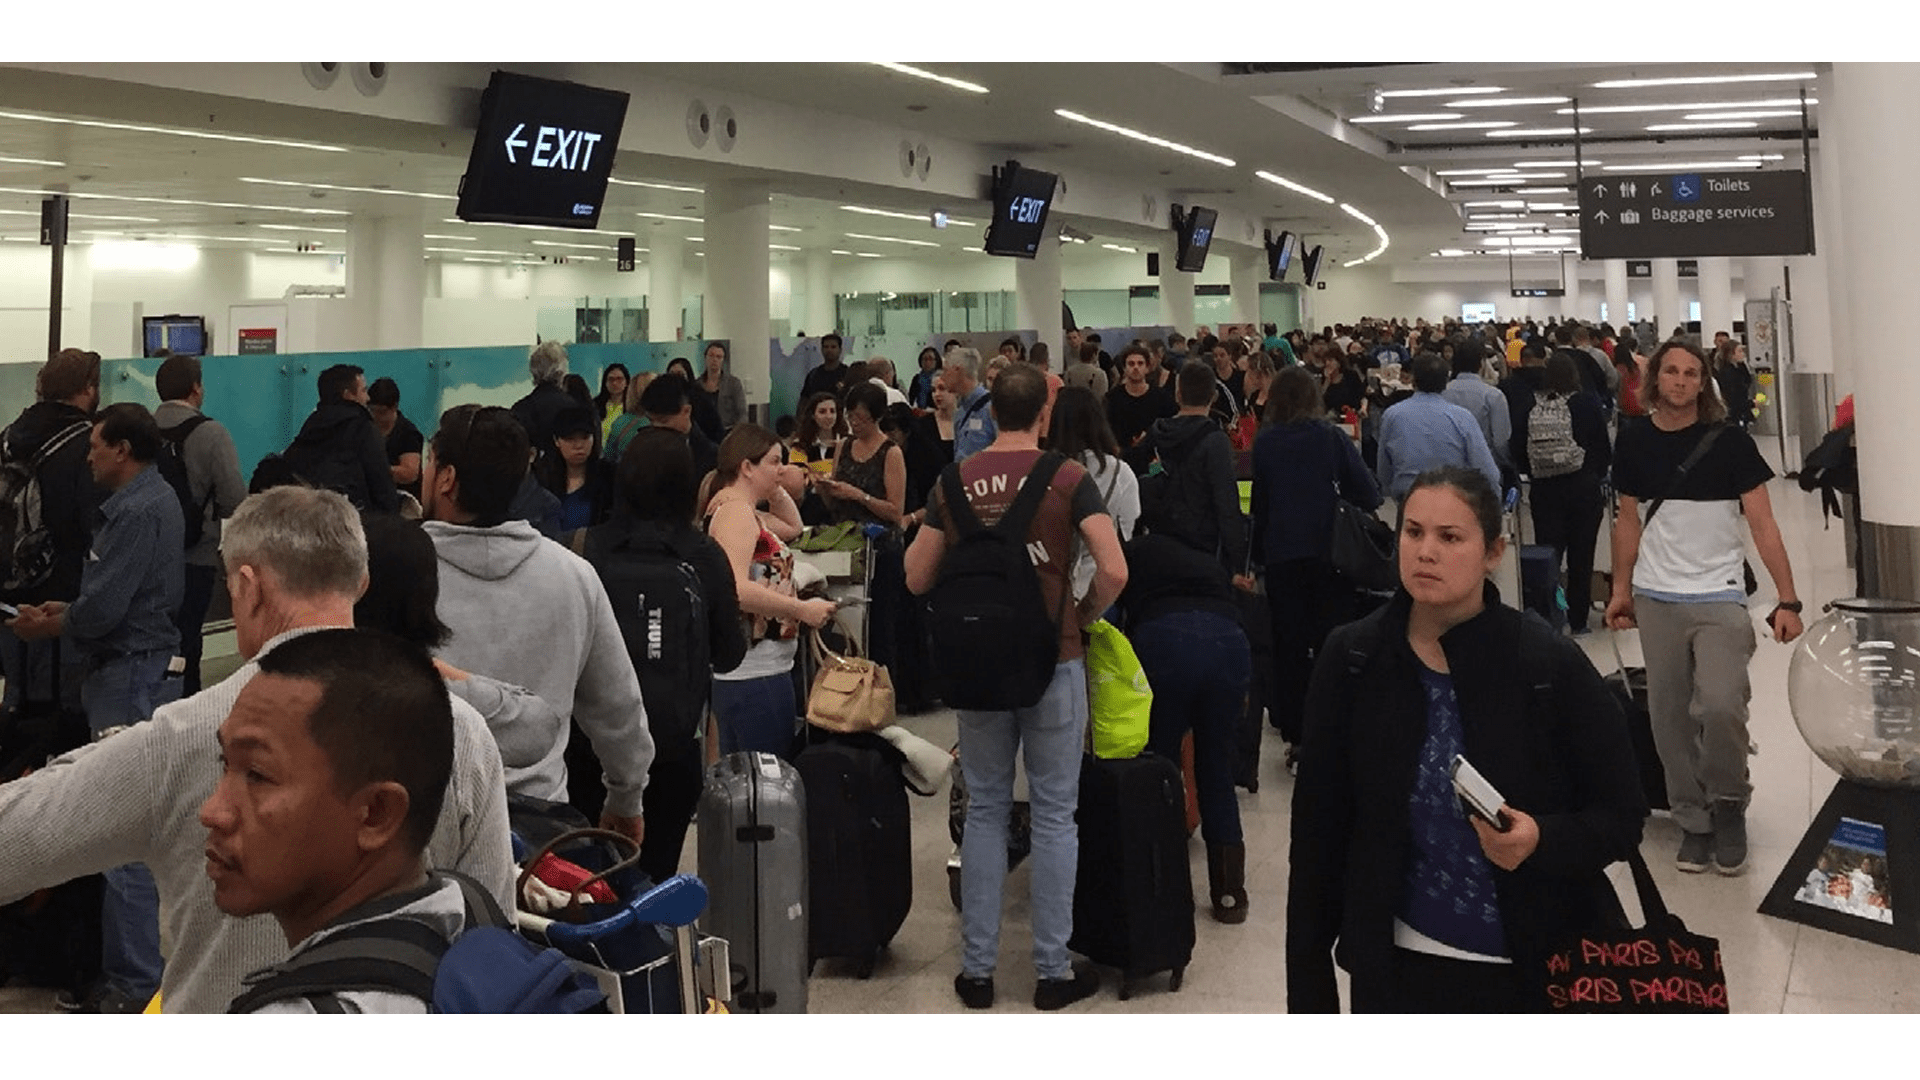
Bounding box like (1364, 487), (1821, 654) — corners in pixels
(52, 987), (95, 1013)
(1033, 964), (1101, 1011)
(953, 972), (995, 1010)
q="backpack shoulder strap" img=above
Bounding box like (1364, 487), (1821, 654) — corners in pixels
(32, 420), (90, 469)
(995, 452), (1067, 542)
(226, 916), (450, 1013)
(937, 462), (984, 538)
(161, 414), (212, 445)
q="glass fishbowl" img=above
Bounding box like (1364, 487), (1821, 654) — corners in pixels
(1789, 599), (1920, 788)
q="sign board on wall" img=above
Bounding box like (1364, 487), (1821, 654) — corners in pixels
(1512, 288), (1565, 298)
(1579, 170), (1815, 259)
(237, 328), (278, 355)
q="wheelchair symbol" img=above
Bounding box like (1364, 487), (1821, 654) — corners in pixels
(1672, 174), (1702, 203)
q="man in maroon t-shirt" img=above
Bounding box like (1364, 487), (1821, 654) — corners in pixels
(905, 364), (1127, 1012)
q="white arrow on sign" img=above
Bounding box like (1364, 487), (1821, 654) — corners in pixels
(1593, 209), (1610, 224)
(504, 123), (529, 164)
(1650, 182), (1663, 197)
(1592, 182), (1609, 198)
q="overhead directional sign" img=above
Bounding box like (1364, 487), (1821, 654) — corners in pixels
(456, 71), (630, 230)
(1580, 169), (1814, 259)
(1511, 288), (1564, 298)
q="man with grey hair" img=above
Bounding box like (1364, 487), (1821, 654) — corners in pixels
(510, 339), (575, 459)
(0, 486), (515, 1012)
(943, 347), (996, 461)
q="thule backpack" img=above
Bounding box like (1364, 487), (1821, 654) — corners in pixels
(926, 452), (1069, 712)
(1527, 392), (1585, 479)
(573, 523), (714, 745)
(157, 415), (213, 549)
(0, 420), (90, 594)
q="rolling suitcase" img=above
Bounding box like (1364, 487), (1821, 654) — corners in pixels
(1604, 632), (1669, 811)
(1068, 752), (1194, 1000)
(795, 730), (911, 976)
(697, 752), (809, 1013)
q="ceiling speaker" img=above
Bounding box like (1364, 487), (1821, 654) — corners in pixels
(915, 143), (931, 181)
(715, 106), (737, 153)
(686, 100), (711, 149)
(301, 62), (340, 91)
(350, 62), (387, 97)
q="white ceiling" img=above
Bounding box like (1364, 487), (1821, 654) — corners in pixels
(0, 61), (1823, 275)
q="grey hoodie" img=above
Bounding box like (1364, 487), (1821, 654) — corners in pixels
(425, 519), (652, 817)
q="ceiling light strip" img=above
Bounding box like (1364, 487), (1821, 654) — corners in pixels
(845, 232), (940, 247)
(1558, 98), (1814, 115)
(0, 109), (348, 153)
(1254, 170), (1335, 204)
(607, 178), (704, 193)
(840, 204), (978, 228)
(1406, 121), (1516, 131)
(1592, 72), (1816, 89)
(239, 177), (451, 199)
(1055, 108), (1236, 166)
(1348, 113), (1464, 124)
(1380, 86), (1507, 98)
(871, 62), (989, 95)
(1446, 96), (1572, 108)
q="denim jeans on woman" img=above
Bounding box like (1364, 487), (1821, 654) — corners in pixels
(711, 672), (799, 757)
(1134, 610), (1250, 846)
(955, 659), (1087, 982)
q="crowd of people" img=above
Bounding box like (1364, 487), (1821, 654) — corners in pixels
(0, 309), (1805, 1011)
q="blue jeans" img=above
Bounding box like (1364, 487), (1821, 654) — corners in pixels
(1135, 611), (1250, 846)
(955, 659), (1087, 982)
(82, 650), (181, 1001)
(711, 673), (798, 757)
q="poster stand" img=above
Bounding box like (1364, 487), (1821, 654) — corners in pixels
(1758, 780), (1920, 954)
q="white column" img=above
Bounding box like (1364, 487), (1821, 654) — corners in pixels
(1230, 249), (1262, 326)
(1015, 234), (1064, 360)
(803, 248), (835, 339)
(1157, 236), (1195, 334)
(1812, 140), (1851, 392)
(1603, 260), (1629, 327)
(1696, 257), (1734, 342)
(1651, 258), (1682, 337)
(704, 180), (772, 404)
(373, 219), (423, 350)
(647, 232), (684, 343)
(1832, 64), (1920, 533)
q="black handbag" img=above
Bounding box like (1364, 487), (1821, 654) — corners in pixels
(1329, 497), (1398, 593)
(1540, 850), (1729, 1013)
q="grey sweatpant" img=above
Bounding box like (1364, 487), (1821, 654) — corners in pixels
(1634, 594), (1758, 835)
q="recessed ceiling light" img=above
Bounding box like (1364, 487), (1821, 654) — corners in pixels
(423, 234), (478, 241)
(840, 204), (978, 228)
(831, 249), (853, 255)
(636, 211), (704, 223)
(1646, 121), (1760, 132)
(1254, 170), (1335, 204)
(1601, 160), (1770, 172)
(1526, 203), (1581, 211)
(855, 252), (885, 258)
(1739, 154), (1788, 161)
(1558, 98), (1813, 115)
(530, 240), (609, 250)
(1513, 187), (1574, 195)
(426, 247), (526, 256)
(607, 178), (704, 193)
(1447, 96), (1572, 108)
(1380, 86), (1507, 98)
(0, 110), (348, 152)
(0, 155), (65, 167)
(1487, 128), (1594, 138)
(1682, 110), (1803, 121)
(1592, 71), (1816, 89)
(1447, 176), (1563, 187)
(256, 224), (349, 234)
(1101, 243), (1138, 253)
(1407, 121), (1517, 131)
(845, 232), (940, 247)
(1462, 200), (1527, 208)
(769, 224), (803, 232)
(1435, 168), (1517, 176)
(769, 244), (802, 251)
(1348, 113), (1464, 124)
(239, 177), (451, 200)
(1055, 108), (1236, 166)
(1512, 160), (1601, 169)
(0, 185), (349, 216)
(870, 62), (988, 95)
(0, 209), (158, 223)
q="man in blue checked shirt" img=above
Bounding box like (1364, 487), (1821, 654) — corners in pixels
(10, 401), (183, 1013)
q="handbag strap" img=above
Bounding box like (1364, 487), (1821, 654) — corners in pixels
(1642, 423), (1726, 527)
(514, 828), (642, 918)
(1623, 847), (1676, 929)
(809, 621), (862, 667)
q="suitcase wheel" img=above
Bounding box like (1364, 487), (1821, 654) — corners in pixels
(1118, 981), (1132, 1002)
(948, 865), (963, 911)
(1168, 967), (1184, 993)
(856, 954), (877, 980)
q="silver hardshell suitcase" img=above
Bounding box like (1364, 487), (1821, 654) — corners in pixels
(698, 751), (809, 1013)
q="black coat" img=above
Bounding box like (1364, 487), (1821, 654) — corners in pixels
(283, 400), (400, 514)
(1285, 584), (1646, 1012)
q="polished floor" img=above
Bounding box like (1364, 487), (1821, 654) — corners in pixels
(4, 432), (1914, 1014)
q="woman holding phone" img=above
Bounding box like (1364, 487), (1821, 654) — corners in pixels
(1285, 465), (1645, 1013)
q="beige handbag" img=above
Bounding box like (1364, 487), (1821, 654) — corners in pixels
(806, 625), (895, 734)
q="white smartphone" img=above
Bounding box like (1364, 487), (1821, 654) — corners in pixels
(0, 602), (18, 618)
(1450, 755), (1511, 833)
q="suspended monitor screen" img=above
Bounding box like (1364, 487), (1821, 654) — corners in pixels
(1174, 205), (1218, 273)
(983, 160), (1059, 258)
(1301, 244), (1326, 287)
(143, 315), (206, 358)
(1266, 230), (1296, 281)
(457, 70), (631, 229)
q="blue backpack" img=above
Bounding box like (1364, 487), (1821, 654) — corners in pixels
(227, 871), (608, 1014)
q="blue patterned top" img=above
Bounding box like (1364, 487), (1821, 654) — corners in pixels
(1401, 664), (1509, 957)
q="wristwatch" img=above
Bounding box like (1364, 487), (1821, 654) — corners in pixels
(1773, 601), (1803, 614)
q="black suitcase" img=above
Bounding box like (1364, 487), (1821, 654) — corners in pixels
(1068, 752), (1194, 1000)
(795, 731), (911, 977)
(1603, 630), (1668, 810)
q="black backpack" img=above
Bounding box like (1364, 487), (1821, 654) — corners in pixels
(0, 419), (90, 594)
(926, 452), (1068, 712)
(574, 524), (713, 745)
(1798, 422), (1857, 527)
(157, 415), (212, 549)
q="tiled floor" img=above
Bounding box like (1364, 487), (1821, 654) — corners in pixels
(8, 438), (1919, 1014)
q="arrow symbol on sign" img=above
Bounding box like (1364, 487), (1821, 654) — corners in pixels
(1592, 182), (1609, 198)
(1650, 182), (1663, 197)
(504, 123), (528, 164)
(1594, 209), (1610, 224)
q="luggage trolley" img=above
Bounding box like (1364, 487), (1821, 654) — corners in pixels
(512, 829), (732, 1014)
